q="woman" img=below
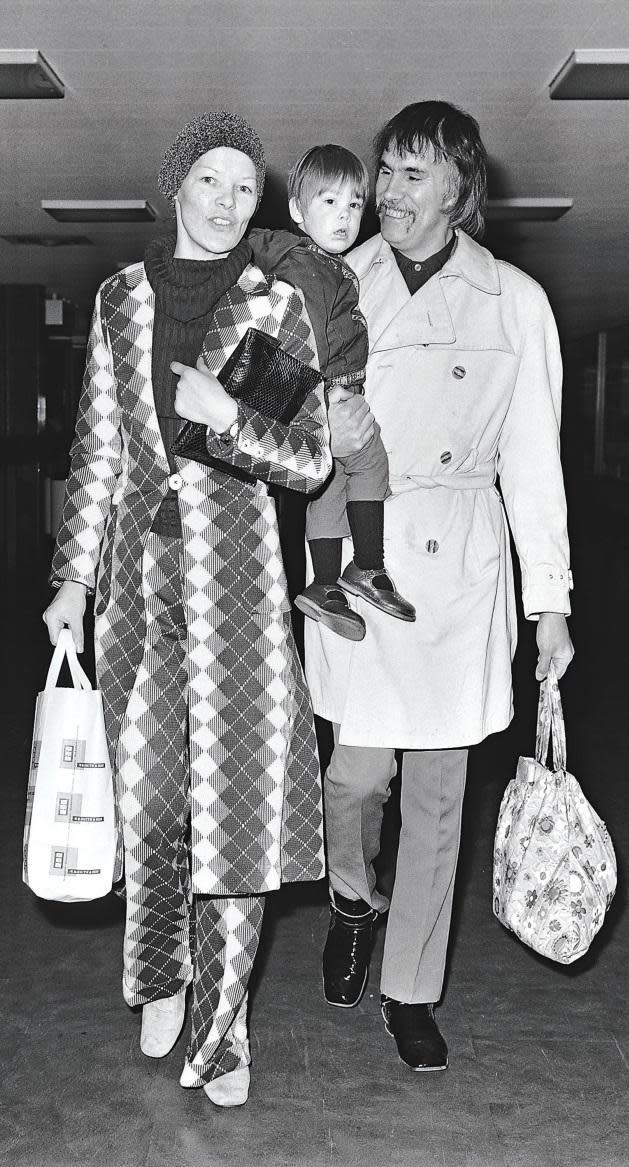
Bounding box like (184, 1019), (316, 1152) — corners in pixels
(43, 111), (331, 1107)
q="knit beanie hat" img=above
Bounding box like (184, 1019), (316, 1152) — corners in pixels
(158, 111), (266, 207)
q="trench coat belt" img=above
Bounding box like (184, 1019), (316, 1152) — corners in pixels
(389, 469), (496, 494)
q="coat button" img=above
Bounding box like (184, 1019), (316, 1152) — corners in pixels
(414, 262), (422, 272)
(168, 473), (183, 491)
(452, 365), (466, 379)
(440, 451), (452, 464)
(426, 539), (439, 554)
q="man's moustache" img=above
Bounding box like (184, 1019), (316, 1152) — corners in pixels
(376, 202), (412, 216)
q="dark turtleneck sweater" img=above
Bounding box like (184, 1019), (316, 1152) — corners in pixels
(143, 233), (252, 536)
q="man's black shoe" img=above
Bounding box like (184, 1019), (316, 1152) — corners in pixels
(381, 996), (448, 1071)
(322, 893), (378, 1008)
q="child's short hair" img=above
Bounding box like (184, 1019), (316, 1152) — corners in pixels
(288, 144), (370, 209)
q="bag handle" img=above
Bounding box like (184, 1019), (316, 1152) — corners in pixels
(45, 628), (92, 693)
(535, 663), (567, 771)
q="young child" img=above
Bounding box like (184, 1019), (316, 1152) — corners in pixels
(251, 145), (415, 641)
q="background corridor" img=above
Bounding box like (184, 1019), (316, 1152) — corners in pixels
(2, 2), (629, 1164)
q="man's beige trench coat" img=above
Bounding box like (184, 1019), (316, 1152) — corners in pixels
(305, 230), (572, 750)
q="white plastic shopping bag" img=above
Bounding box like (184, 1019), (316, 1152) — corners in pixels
(23, 629), (116, 901)
(493, 667), (616, 964)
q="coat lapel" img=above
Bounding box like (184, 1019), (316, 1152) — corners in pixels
(373, 270), (456, 351)
(351, 232), (504, 354)
(200, 261), (294, 372)
(103, 263), (169, 478)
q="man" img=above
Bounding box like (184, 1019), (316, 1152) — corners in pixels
(304, 101), (574, 1071)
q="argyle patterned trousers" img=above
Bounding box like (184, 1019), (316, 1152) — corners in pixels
(115, 532), (264, 1085)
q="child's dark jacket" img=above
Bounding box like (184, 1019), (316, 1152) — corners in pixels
(249, 229), (368, 387)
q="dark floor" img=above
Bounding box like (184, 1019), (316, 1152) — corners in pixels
(2, 482), (628, 1167)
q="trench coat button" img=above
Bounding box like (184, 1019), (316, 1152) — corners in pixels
(426, 539), (439, 554)
(440, 451), (452, 465)
(414, 262), (422, 272)
(452, 365), (466, 379)
(168, 473), (183, 491)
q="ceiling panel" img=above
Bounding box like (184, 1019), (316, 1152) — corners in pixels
(1, 0), (628, 338)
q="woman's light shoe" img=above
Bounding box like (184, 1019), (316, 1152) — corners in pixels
(140, 989), (186, 1057)
(203, 1065), (250, 1107)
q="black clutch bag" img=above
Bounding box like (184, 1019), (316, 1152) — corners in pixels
(171, 327), (321, 465)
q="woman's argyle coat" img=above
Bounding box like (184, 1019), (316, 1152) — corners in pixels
(51, 259), (332, 896)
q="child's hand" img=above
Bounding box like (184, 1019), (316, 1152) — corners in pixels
(327, 383), (355, 404)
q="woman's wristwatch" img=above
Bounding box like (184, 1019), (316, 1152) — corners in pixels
(216, 417), (239, 446)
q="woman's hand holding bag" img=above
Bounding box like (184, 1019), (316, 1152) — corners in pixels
(43, 580), (87, 655)
(23, 629), (116, 902)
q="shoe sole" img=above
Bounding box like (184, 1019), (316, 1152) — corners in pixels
(337, 579), (416, 622)
(322, 967), (368, 1008)
(295, 595), (366, 641)
(382, 1016), (448, 1071)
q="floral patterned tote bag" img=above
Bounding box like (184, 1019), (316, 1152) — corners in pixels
(493, 667), (616, 963)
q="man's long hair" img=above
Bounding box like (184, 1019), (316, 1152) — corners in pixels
(373, 101), (487, 237)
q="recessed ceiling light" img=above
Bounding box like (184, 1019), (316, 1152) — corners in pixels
(41, 200), (157, 223)
(1, 233), (92, 247)
(549, 49), (629, 99)
(0, 49), (64, 98)
(486, 198), (573, 222)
